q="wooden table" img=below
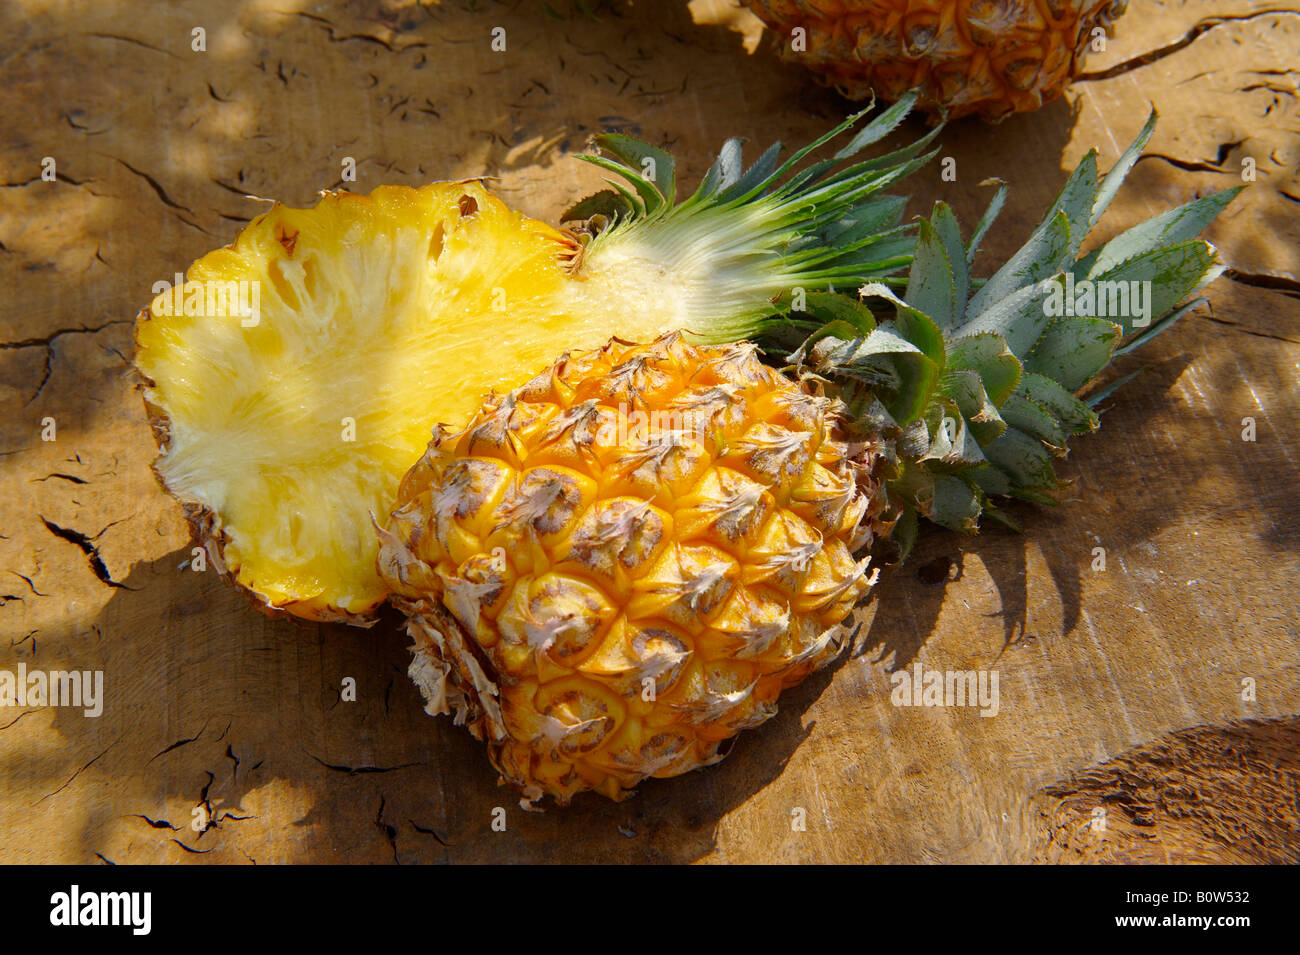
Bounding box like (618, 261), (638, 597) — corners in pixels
(2, 0), (1297, 863)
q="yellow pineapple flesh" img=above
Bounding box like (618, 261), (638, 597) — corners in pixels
(135, 182), (672, 622)
(378, 335), (887, 805)
(743, 0), (1129, 120)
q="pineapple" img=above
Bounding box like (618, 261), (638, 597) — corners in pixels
(374, 110), (1239, 805)
(742, 0), (1130, 120)
(135, 98), (934, 622)
(135, 183), (585, 622)
(378, 335), (888, 804)
(136, 99), (1237, 804)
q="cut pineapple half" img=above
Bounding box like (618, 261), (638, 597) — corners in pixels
(134, 101), (979, 623)
(136, 183), (594, 622)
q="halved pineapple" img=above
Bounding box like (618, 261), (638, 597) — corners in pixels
(135, 183), (584, 622)
(133, 107), (925, 624)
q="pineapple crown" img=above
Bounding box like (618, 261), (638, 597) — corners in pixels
(571, 100), (1240, 553)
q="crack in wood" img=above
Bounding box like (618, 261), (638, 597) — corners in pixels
(114, 158), (192, 213)
(309, 754), (420, 775)
(0, 709), (35, 731)
(1225, 267), (1300, 300)
(1198, 313), (1300, 344)
(39, 517), (133, 590)
(133, 814), (179, 831)
(1, 318), (130, 404)
(6, 571), (47, 598)
(170, 838), (212, 854)
(37, 740), (118, 803)
(375, 795), (400, 863)
(83, 31), (178, 58)
(286, 10), (430, 53)
(1078, 9), (1300, 82)
(148, 721), (209, 763)
(409, 818), (451, 847)
(34, 472), (88, 485)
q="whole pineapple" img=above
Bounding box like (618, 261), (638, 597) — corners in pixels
(743, 0), (1129, 120)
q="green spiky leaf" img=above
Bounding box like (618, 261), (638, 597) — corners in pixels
(967, 178), (1008, 265)
(922, 475), (983, 532)
(939, 369), (1007, 446)
(1086, 240), (1222, 335)
(1023, 317), (1122, 391)
(1079, 188), (1242, 279)
(890, 504), (919, 560)
(717, 142), (782, 202)
(859, 282), (945, 364)
(588, 133), (676, 206)
(794, 292), (878, 335)
(561, 188), (633, 223)
(983, 427), (1061, 490)
(997, 393), (1067, 451)
(1090, 110), (1157, 230)
(966, 191), (1080, 319)
(957, 274), (1059, 356)
(581, 154), (665, 214)
(970, 463), (1012, 498)
(1016, 372), (1099, 435)
(920, 400), (987, 471)
(905, 218), (961, 329)
(820, 195), (910, 245)
(833, 93), (917, 160)
(697, 138), (742, 200)
(946, 333), (1021, 405)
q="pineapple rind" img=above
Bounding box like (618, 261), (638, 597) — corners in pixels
(380, 335), (888, 806)
(745, 0), (1131, 121)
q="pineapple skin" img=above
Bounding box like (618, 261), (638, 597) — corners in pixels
(744, 0), (1129, 120)
(378, 336), (889, 806)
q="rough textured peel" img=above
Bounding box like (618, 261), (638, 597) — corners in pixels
(744, 0), (1130, 120)
(378, 335), (887, 805)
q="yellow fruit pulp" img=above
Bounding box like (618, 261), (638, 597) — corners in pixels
(136, 183), (671, 620)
